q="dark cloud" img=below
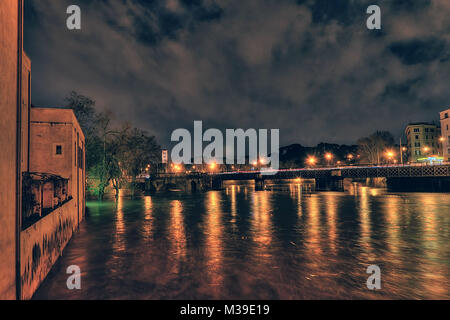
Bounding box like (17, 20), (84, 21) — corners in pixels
(390, 0), (431, 11)
(389, 38), (447, 65)
(24, 0), (450, 148)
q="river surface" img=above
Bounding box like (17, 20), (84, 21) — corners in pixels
(33, 182), (450, 299)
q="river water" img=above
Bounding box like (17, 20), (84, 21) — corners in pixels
(33, 182), (450, 299)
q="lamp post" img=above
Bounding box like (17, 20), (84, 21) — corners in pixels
(439, 137), (444, 156)
(401, 146), (407, 165)
(307, 156), (317, 167)
(385, 150), (395, 164)
(325, 153), (333, 167)
(347, 154), (354, 165)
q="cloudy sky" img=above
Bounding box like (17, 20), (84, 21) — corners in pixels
(24, 0), (450, 148)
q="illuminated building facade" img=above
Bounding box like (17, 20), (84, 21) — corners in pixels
(405, 123), (441, 163)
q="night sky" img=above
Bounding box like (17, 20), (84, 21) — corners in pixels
(24, 0), (450, 148)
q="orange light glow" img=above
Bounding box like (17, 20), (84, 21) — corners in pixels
(385, 150), (395, 159)
(307, 156), (317, 166)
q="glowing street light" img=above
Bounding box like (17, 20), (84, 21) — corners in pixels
(324, 152), (333, 165)
(209, 162), (217, 171)
(307, 156), (317, 166)
(385, 150), (395, 163)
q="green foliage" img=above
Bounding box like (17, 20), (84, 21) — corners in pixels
(64, 92), (161, 200)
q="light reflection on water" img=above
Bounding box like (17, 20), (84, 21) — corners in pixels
(33, 183), (450, 300)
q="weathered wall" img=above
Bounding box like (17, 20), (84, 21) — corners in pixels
(20, 200), (78, 300)
(0, 0), (20, 300)
(30, 122), (73, 181)
(21, 53), (31, 172)
(30, 108), (86, 225)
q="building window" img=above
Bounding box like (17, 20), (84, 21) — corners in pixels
(78, 146), (84, 169)
(53, 143), (64, 158)
(414, 128), (420, 132)
(415, 135), (419, 139)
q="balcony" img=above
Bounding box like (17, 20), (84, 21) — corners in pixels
(22, 172), (72, 230)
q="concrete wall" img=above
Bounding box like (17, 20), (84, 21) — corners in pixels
(23, 108), (86, 299)
(0, 0), (20, 300)
(20, 199), (78, 300)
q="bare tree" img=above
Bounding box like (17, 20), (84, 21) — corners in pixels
(358, 131), (395, 164)
(121, 128), (161, 199)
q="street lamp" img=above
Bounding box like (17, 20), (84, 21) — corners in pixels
(385, 150), (395, 163)
(325, 153), (333, 166)
(438, 137), (445, 156)
(307, 156), (317, 167)
(401, 146), (407, 164)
